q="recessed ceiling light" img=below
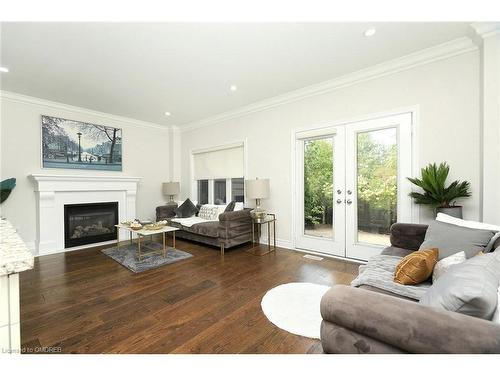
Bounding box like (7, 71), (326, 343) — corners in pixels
(364, 28), (376, 37)
(0, 67), (9, 73)
(164, 111), (171, 116)
(230, 85), (238, 92)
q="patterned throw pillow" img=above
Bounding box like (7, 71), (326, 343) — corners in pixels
(198, 205), (220, 221)
(394, 248), (439, 285)
(432, 251), (466, 283)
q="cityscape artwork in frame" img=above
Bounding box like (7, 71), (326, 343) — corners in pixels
(41, 115), (122, 171)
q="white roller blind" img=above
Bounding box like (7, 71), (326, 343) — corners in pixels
(193, 145), (244, 180)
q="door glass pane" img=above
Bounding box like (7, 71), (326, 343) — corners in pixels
(356, 128), (397, 246)
(303, 138), (334, 238)
(231, 178), (245, 202)
(214, 179), (226, 204)
(197, 180), (208, 204)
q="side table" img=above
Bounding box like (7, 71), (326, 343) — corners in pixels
(246, 214), (276, 256)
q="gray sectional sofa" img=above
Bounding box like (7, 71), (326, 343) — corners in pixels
(320, 223), (500, 354)
(156, 204), (253, 255)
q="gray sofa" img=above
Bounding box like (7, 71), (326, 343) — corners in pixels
(156, 205), (253, 255)
(320, 223), (500, 354)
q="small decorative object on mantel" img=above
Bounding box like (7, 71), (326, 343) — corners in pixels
(407, 162), (471, 218)
(0, 178), (16, 204)
(162, 182), (180, 205)
(245, 178), (270, 220)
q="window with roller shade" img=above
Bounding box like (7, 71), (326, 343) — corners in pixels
(197, 180), (209, 204)
(192, 144), (245, 205)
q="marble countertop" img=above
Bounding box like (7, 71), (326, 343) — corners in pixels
(0, 218), (34, 276)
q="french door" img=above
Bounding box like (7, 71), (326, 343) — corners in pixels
(295, 112), (413, 261)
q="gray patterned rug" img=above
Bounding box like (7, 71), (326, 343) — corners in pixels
(101, 242), (193, 273)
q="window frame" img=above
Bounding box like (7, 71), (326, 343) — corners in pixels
(195, 177), (245, 205)
(190, 140), (248, 206)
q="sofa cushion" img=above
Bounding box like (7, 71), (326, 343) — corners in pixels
(436, 213), (500, 252)
(419, 220), (496, 260)
(381, 246), (414, 258)
(175, 198), (198, 218)
(419, 252), (500, 320)
(389, 223), (428, 251)
(394, 248), (438, 285)
(186, 221), (220, 238)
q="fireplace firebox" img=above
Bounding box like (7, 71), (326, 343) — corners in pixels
(64, 202), (118, 248)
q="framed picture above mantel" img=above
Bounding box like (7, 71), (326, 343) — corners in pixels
(41, 115), (123, 171)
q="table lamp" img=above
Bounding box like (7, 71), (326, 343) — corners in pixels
(245, 178), (270, 220)
(162, 182), (180, 205)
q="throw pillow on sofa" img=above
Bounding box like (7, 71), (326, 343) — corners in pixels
(224, 201), (236, 212)
(394, 248), (439, 285)
(436, 213), (500, 252)
(175, 198), (198, 218)
(198, 205), (220, 220)
(419, 220), (496, 260)
(432, 251), (466, 283)
(420, 252), (500, 320)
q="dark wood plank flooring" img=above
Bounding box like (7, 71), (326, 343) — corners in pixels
(19, 239), (359, 354)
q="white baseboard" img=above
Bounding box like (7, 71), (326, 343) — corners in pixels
(259, 236), (366, 264)
(258, 237), (294, 250)
(35, 239), (119, 257)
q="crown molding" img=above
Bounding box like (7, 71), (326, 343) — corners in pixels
(180, 36), (478, 133)
(471, 22), (500, 39)
(0, 90), (171, 131)
(29, 174), (142, 184)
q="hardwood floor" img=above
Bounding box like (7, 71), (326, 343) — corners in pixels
(19, 239), (359, 354)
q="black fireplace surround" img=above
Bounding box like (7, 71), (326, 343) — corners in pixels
(64, 202), (118, 248)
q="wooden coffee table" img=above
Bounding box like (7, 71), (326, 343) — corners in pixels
(115, 224), (179, 260)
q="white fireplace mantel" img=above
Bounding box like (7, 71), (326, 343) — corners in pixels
(29, 174), (142, 256)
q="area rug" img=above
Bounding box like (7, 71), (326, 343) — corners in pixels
(101, 242), (193, 273)
(261, 282), (331, 339)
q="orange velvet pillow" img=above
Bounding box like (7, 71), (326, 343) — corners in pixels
(394, 248), (439, 285)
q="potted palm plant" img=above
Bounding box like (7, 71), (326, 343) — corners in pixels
(407, 162), (471, 218)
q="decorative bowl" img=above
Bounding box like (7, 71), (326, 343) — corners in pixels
(144, 223), (165, 231)
(130, 223), (143, 230)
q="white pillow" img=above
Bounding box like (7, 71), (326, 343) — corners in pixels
(432, 251), (466, 283)
(492, 287), (500, 325)
(198, 205), (219, 221)
(436, 213), (500, 252)
(436, 213), (500, 231)
(234, 202), (244, 211)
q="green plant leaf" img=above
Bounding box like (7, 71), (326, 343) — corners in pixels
(407, 163), (470, 208)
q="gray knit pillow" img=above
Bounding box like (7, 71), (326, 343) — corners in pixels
(420, 252), (500, 320)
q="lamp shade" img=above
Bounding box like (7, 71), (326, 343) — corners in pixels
(245, 178), (270, 199)
(162, 182), (180, 196)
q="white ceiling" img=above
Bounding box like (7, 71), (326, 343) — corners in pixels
(0, 22), (472, 126)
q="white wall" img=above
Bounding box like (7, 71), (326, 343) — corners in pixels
(180, 51), (481, 247)
(480, 33), (500, 225)
(0, 93), (170, 253)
